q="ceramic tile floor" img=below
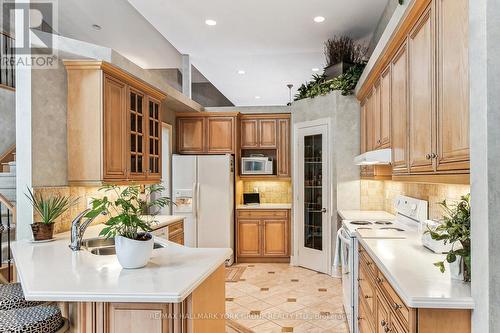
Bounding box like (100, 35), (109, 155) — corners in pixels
(226, 263), (348, 333)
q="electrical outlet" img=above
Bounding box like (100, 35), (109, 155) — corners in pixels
(253, 187), (259, 193)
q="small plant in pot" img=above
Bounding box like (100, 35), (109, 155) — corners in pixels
(426, 194), (471, 282)
(86, 184), (172, 269)
(26, 188), (78, 241)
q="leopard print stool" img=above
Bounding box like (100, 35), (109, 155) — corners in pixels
(0, 283), (43, 311)
(0, 304), (65, 333)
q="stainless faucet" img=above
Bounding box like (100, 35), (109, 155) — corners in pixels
(69, 209), (107, 251)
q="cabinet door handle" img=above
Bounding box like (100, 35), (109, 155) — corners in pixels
(381, 320), (386, 327)
(425, 153), (431, 160)
(364, 295), (372, 299)
(384, 326), (391, 332)
(392, 303), (403, 310)
(376, 277), (382, 283)
(431, 153), (438, 159)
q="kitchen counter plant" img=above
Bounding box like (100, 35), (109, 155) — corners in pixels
(427, 194), (471, 282)
(26, 188), (78, 241)
(86, 184), (172, 269)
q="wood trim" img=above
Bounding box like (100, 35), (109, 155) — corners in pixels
(175, 111), (240, 117)
(391, 173), (469, 185)
(418, 308), (471, 333)
(240, 113), (291, 120)
(0, 84), (15, 92)
(0, 144), (15, 165)
(237, 257), (290, 263)
(357, 0), (434, 101)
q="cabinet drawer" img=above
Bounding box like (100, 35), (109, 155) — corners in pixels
(169, 233), (184, 245)
(237, 210), (288, 219)
(359, 266), (376, 316)
(168, 221), (183, 236)
(152, 228), (168, 239)
(358, 295), (375, 333)
(376, 271), (410, 328)
(359, 246), (378, 279)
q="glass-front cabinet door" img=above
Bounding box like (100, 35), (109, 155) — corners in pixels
(147, 97), (161, 180)
(129, 89), (146, 180)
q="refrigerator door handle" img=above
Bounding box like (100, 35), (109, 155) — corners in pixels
(196, 182), (201, 247)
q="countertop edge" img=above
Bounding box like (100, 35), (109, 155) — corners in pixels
(358, 237), (475, 310)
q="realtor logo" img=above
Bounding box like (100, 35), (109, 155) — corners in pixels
(2, 0), (58, 68)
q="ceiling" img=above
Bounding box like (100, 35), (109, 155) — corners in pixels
(127, 0), (388, 106)
(57, 0), (183, 69)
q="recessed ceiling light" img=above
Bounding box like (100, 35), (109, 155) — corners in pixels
(312, 68), (320, 72)
(255, 96), (261, 99)
(238, 70), (246, 75)
(205, 19), (217, 26)
(313, 16), (325, 23)
(92, 24), (102, 31)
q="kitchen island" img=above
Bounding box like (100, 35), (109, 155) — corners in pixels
(11, 225), (232, 333)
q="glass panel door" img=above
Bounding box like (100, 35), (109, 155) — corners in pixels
(303, 134), (323, 251)
(129, 90), (145, 177)
(147, 98), (161, 178)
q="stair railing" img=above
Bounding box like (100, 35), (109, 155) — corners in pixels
(0, 31), (15, 89)
(0, 193), (15, 282)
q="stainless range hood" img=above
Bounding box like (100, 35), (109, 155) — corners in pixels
(354, 148), (392, 165)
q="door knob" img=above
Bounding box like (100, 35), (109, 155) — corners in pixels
(321, 208), (327, 213)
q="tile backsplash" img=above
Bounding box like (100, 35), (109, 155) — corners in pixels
(239, 180), (292, 204)
(361, 180), (470, 220)
(33, 186), (125, 234)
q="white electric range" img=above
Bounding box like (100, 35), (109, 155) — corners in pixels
(337, 196), (428, 333)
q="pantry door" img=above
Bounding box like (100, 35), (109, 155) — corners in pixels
(295, 120), (330, 274)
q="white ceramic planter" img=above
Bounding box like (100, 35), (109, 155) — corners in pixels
(449, 256), (465, 281)
(115, 234), (154, 269)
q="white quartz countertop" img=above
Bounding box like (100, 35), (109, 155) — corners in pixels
(141, 215), (185, 230)
(237, 203), (292, 210)
(359, 235), (474, 309)
(11, 225), (232, 303)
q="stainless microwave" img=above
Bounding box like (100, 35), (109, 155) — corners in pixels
(241, 157), (273, 175)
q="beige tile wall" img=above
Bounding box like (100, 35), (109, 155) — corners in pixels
(238, 180), (292, 204)
(32, 186), (123, 234)
(360, 180), (470, 220)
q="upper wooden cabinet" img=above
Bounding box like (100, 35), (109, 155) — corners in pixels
(240, 114), (291, 178)
(65, 60), (166, 185)
(241, 116), (277, 149)
(408, 6), (435, 174)
(391, 43), (409, 174)
(176, 112), (238, 154)
(379, 66), (391, 148)
(435, 0), (469, 172)
(277, 118), (291, 177)
(357, 0), (469, 181)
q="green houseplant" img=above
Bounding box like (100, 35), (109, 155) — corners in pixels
(426, 194), (471, 282)
(86, 184), (172, 269)
(26, 188), (78, 241)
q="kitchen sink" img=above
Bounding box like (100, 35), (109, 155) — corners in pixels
(83, 237), (166, 256)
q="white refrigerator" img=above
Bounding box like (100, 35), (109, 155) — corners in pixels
(172, 154), (234, 264)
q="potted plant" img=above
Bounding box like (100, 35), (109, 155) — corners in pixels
(426, 194), (471, 282)
(323, 35), (368, 79)
(26, 188), (78, 241)
(86, 184), (172, 269)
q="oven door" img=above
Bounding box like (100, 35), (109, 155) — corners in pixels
(241, 159), (266, 174)
(339, 227), (354, 333)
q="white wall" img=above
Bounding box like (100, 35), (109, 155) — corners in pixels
(0, 88), (15, 155)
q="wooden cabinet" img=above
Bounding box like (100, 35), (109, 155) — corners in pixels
(358, 244), (471, 333)
(435, 0), (469, 172)
(103, 75), (128, 180)
(357, 0), (470, 183)
(65, 60), (166, 185)
(240, 114), (291, 178)
(236, 209), (290, 262)
(240, 116), (277, 149)
(361, 101), (367, 154)
(177, 113), (237, 154)
(408, 6), (435, 173)
(168, 220), (184, 245)
(379, 66), (391, 148)
(240, 119), (259, 148)
(391, 42), (409, 174)
(277, 118), (291, 177)
(108, 303), (170, 333)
